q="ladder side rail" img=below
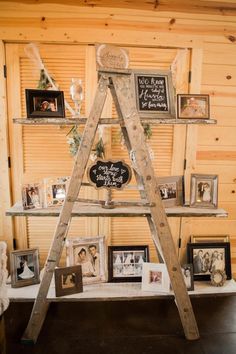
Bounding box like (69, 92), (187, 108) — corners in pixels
(112, 74), (199, 340)
(22, 75), (109, 344)
(109, 79), (164, 263)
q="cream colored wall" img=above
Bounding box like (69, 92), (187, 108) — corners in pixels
(0, 2), (236, 274)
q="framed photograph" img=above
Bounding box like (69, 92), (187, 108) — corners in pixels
(108, 245), (149, 282)
(10, 248), (40, 288)
(190, 174), (218, 208)
(25, 89), (65, 118)
(54, 265), (83, 297)
(133, 70), (176, 119)
(66, 236), (106, 285)
(22, 183), (42, 210)
(187, 242), (232, 281)
(177, 94), (210, 119)
(156, 175), (184, 207)
(181, 264), (194, 291)
(44, 176), (70, 207)
(142, 263), (170, 293)
(191, 235), (230, 244)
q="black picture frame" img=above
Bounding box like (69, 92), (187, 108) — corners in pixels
(26, 89), (65, 118)
(54, 265), (83, 297)
(108, 245), (149, 282)
(187, 242), (231, 281)
(177, 94), (210, 119)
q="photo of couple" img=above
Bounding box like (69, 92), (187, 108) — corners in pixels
(75, 244), (100, 279)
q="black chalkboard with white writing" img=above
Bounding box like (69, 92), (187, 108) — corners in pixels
(133, 70), (175, 119)
(88, 160), (132, 189)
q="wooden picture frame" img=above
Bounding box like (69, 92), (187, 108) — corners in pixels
(54, 265), (83, 297)
(22, 183), (43, 210)
(43, 176), (70, 207)
(156, 175), (184, 207)
(190, 235), (230, 244)
(132, 70), (176, 119)
(108, 245), (149, 282)
(10, 248), (40, 288)
(177, 94), (210, 119)
(181, 264), (194, 291)
(190, 174), (218, 209)
(25, 89), (65, 118)
(66, 236), (106, 285)
(141, 263), (170, 293)
(187, 242), (231, 281)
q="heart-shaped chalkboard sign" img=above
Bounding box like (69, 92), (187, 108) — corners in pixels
(87, 159), (132, 189)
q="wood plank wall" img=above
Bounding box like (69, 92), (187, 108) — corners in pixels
(0, 2), (236, 275)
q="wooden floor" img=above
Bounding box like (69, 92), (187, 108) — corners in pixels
(4, 296), (236, 354)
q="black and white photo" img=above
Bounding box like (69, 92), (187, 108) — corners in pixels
(157, 176), (184, 207)
(66, 236), (106, 285)
(108, 245), (149, 282)
(55, 265), (83, 297)
(10, 248), (40, 288)
(187, 242), (231, 280)
(190, 174), (218, 208)
(181, 264), (194, 291)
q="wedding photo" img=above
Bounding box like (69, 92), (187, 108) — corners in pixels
(66, 236), (106, 285)
(22, 184), (42, 210)
(10, 248), (40, 288)
(108, 245), (149, 282)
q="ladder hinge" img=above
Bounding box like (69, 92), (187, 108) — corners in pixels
(178, 238), (181, 248)
(8, 156), (11, 168)
(13, 238), (17, 249)
(184, 158), (187, 170)
(3, 65), (7, 78)
(188, 70), (191, 83)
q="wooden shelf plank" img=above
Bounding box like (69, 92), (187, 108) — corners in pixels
(6, 202), (228, 218)
(13, 118), (217, 125)
(7, 280), (236, 303)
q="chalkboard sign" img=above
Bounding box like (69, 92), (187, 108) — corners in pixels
(88, 160), (132, 189)
(133, 70), (176, 119)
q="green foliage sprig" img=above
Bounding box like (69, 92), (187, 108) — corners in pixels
(37, 69), (56, 90)
(66, 125), (82, 157)
(143, 123), (152, 140)
(92, 137), (105, 159)
(67, 126), (105, 159)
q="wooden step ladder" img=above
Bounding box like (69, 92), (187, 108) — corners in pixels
(22, 68), (199, 344)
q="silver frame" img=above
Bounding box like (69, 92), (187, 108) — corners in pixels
(66, 236), (106, 285)
(132, 69), (176, 119)
(10, 248), (40, 288)
(190, 173), (218, 208)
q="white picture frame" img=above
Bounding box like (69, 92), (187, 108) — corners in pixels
(43, 176), (70, 207)
(142, 263), (170, 293)
(66, 236), (106, 285)
(22, 183), (43, 210)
